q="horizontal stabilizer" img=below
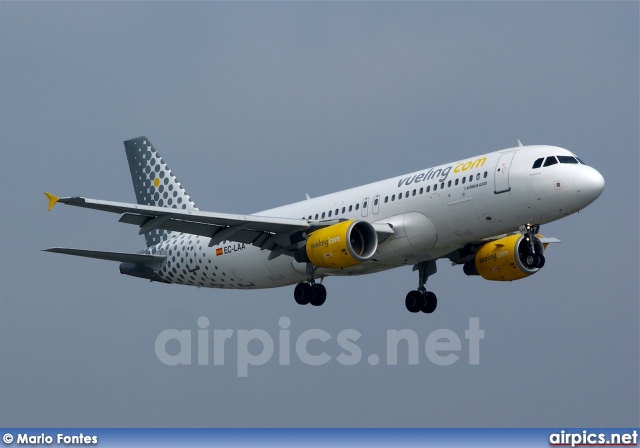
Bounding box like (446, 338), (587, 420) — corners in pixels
(44, 248), (165, 268)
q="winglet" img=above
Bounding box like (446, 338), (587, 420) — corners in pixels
(44, 192), (60, 211)
(517, 139), (524, 147)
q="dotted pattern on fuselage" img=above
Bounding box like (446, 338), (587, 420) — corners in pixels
(147, 235), (250, 289)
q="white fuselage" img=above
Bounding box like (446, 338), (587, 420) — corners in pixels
(145, 145), (604, 289)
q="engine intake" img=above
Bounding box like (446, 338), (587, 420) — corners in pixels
(301, 220), (378, 268)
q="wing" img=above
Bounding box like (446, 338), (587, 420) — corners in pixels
(45, 193), (394, 254)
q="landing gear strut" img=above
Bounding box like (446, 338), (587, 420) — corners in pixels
(522, 224), (545, 269)
(294, 264), (326, 306)
(405, 260), (438, 314)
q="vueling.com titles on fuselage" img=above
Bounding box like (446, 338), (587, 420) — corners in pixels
(397, 157), (487, 188)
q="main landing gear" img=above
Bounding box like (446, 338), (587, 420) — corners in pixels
(294, 264), (326, 307)
(405, 260), (438, 314)
(522, 224), (545, 269)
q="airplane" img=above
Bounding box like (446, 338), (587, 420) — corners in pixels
(44, 137), (605, 314)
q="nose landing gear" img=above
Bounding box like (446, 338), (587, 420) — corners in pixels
(522, 224), (546, 269)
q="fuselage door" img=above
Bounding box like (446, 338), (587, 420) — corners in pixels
(361, 197), (369, 217)
(372, 194), (380, 214)
(494, 151), (516, 194)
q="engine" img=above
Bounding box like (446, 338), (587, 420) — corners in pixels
(463, 234), (546, 281)
(302, 220), (378, 269)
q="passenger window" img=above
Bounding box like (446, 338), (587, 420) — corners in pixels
(543, 156), (558, 167)
(362, 202), (367, 208)
(440, 182), (444, 189)
(398, 193), (402, 200)
(419, 187), (423, 194)
(374, 198), (378, 205)
(391, 194), (395, 201)
(447, 180), (451, 187)
(476, 173), (480, 180)
(558, 156), (579, 164)
(462, 177), (466, 184)
(328, 210), (332, 217)
(315, 214), (319, 220)
(405, 191), (409, 197)
(349, 205), (352, 212)
(342, 207), (346, 213)
(455, 179), (459, 185)
(355, 203), (359, 210)
(321, 212), (325, 219)
(433, 184), (437, 191)
(532, 158), (544, 169)
(426, 186), (430, 192)
(484, 171), (488, 178)
(469, 175), (473, 182)
(412, 189), (416, 196)
(384, 196), (388, 203)
(308, 215), (312, 220)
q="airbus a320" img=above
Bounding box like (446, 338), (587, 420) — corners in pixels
(44, 137), (604, 314)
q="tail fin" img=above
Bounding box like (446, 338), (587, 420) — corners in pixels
(124, 136), (198, 247)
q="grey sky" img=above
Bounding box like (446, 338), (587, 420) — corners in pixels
(1, 2), (638, 427)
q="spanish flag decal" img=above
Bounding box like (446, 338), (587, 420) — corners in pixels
(216, 248), (223, 256)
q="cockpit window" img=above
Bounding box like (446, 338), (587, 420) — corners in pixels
(558, 155), (579, 164)
(576, 157), (585, 165)
(532, 158), (544, 169)
(543, 156), (558, 167)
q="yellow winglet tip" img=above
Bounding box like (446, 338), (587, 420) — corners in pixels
(44, 192), (60, 211)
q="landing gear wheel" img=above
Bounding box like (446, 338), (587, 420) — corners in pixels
(421, 291), (437, 314)
(310, 284), (327, 306)
(524, 252), (545, 269)
(294, 283), (312, 305)
(405, 290), (424, 313)
(524, 253), (537, 269)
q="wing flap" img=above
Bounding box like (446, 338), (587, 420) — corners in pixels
(119, 213), (271, 246)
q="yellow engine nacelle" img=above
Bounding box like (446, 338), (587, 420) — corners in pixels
(463, 234), (546, 281)
(304, 220), (378, 269)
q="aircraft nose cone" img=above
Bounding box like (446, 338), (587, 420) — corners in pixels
(574, 166), (605, 205)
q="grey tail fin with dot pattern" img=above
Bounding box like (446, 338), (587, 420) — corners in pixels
(124, 137), (198, 248)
